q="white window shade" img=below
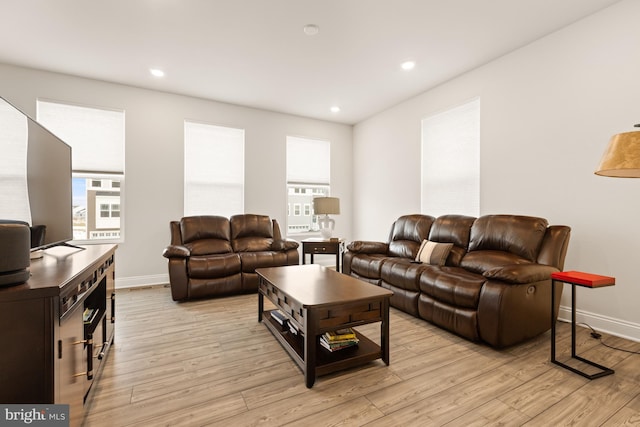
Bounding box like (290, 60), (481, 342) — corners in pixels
(0, 99), (31, 222)
(286, 136), (330, 184)
(37, 100), (125, 174)
(421, 98), (480, 217)
(184, 121), (244, 218)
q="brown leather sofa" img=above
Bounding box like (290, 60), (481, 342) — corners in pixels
(163, 214), (299, 301)
(343, 214), (571, 348)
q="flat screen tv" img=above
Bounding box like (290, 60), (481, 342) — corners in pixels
(0, 96), (73, 250)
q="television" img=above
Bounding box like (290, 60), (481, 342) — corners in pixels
(0, 96), (73, 251)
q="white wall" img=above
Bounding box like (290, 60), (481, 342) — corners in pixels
(353, 0), (640, 341)
(0, 64), (353, 287)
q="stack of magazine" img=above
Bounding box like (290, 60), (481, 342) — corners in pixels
(320, 328), (359, 352)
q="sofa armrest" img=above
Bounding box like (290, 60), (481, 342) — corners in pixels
(483, 264), (559, 284)
(271, 239), (299, 251)
(346, 241), (389, 254)
(162, 245), (191, 259)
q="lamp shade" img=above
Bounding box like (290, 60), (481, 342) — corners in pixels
(595, 130), (640, 177)
(313, 197), (340, 215)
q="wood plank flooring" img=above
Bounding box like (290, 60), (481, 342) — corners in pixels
(84, 285), (640, 426)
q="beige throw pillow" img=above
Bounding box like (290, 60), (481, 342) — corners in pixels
(415, 240), (453, 266)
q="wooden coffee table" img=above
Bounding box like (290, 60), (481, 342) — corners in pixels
(257, 264), (393, 388)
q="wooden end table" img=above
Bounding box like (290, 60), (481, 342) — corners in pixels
(550, 270), (615, 379)
(257, 264), (393, 388)
(301, 238), (345, 272)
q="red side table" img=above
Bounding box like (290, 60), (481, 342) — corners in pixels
(550, 270), (615, 379)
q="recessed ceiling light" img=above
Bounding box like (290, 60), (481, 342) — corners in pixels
(150, 68), (165, 77)
(303, 24), (319, 36)
(401, 61), (415, 71)
(330, 106), (340, 113)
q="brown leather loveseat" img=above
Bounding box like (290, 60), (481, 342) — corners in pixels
(163, 214), (299, 301)
(343, 214), (571, 348)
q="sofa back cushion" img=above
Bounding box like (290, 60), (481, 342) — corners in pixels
(428, 215), (476, 266)
(230, 214), (274, 252)
(388, 214), (435, 258)
(468, 215), (548, 262)
(180, 216), (232, 255)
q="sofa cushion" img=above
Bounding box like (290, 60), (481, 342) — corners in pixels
(460, 250), (530, 276)
(468, 215), (548, 262)
(181, 216), (231, 245)
(387, 214), (435, 258)
(185, 239), (234, 256)
(187, 253), (241, 279)
(415, 240), (453, 266)
(428, 215), (476, 266)
(483, 263), (559, 284)
(231, 214), (274, 252)
(180, 216), (233, 255)
(419, 266), (486, 309)
(381, 258), (425, 292)
(349, 254), (387, 280)
(428, 215), (476, 248)
(238, 251), (288, 272)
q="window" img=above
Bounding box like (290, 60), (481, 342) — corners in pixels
(184, 121), (244, 218)
(0, 99), (30, 223)
(37, 100), (125, 242)
(286, 136), (330, 235)
(421, 98), (480, 217)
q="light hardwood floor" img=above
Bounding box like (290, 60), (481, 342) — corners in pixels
(84, 285), (640, 426)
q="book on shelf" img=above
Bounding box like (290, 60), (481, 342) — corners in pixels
(320, 328), (359, 352)
(324, 328), (356, 342)
(270, 310), (288, 326)
(288, 321), (299, 335)
(83, 308), (96, 324)
(320, 335), (359, 352)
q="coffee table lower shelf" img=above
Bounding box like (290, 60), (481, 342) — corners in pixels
(262, 310), (382, 380)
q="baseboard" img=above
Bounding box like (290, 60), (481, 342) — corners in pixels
(116, 273), (168, 289)
(558, 305), (640, 343)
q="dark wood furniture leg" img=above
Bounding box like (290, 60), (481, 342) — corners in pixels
(381, 298), (390, 365)
(304, 308), (317, 388)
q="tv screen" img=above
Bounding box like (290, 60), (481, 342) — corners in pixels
(0, 97), (73, 250)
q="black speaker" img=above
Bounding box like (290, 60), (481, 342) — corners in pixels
(0, 220), (31, 287)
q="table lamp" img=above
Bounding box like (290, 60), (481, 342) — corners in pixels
(313, 197), (340, 239)
(595, 124), (640, 177)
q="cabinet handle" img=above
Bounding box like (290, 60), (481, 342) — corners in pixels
(87, 334), (94, 380)
(111, 293), (116, 323)
(97, 342), (109, 360)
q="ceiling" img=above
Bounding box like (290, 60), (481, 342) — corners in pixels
(0, 0), (621, 124)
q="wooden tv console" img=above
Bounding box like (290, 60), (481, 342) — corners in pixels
(0, 244), (116, 427)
